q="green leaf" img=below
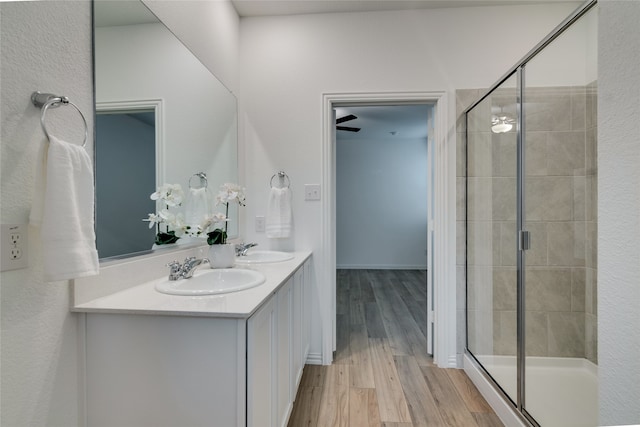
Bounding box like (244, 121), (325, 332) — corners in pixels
(155, 231), (179, 245)
(207, 228), (227, 245)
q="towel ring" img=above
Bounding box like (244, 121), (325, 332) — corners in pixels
(31, 91), (88, 148)
(270, 171), (290, 189)
(189, 172), (208, 189)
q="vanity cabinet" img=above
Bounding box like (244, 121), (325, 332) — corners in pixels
(247, 265), (311, 427)
(83, 257), (311, 427)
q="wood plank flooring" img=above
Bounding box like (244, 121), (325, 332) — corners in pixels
(287, 269), (503, 427)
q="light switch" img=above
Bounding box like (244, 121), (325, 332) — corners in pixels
(255, 215), (265, 232)
(304, 184), (321, 201)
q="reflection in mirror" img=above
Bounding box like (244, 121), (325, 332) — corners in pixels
(93, 0), (238, 261)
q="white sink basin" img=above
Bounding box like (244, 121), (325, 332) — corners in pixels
(235, 250), (294, 264)
(155, 268), (265, 296)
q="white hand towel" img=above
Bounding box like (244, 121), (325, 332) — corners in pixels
(266, 187), (292, 238)
(30, 136), (99, 282)
(185, 187), (210, 227)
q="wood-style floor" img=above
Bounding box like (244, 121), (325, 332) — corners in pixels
(287, 269), (503, 427)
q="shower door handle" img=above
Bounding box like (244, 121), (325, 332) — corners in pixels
(519, 230), (531, 251)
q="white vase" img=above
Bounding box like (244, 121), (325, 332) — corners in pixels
(207, 244), (235, 268)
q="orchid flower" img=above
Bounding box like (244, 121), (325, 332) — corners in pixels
(150, 183), (184, 207)
(216, 183), (246, 207)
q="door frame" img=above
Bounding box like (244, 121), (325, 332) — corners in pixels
(96, 99), (164, 186)
(321, 91), (457, 367)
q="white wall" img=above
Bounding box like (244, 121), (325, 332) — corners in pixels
(336, 137), (428, 269)
(239, 1), (579, 363)
(143, 0), (240, 94)
(0, 2), (239, 426)
(598, 1), (640, 425)
(0, 3), (92, 425)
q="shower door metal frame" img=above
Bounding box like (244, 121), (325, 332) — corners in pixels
(463, 1), (598, 426)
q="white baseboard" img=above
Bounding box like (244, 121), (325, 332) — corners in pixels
(336, 264), (427, 270)
(463, 354), (527, 427)
(305, 352), (323, 365)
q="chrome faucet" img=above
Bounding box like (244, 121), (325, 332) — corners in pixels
(236, 242), (258, 256)
(166, 260), (183, 281)
(166, 257), (210, 281)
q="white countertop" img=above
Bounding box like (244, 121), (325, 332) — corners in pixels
(73, 251), (311, 319)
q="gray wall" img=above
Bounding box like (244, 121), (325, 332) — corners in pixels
(336, 137), (428, 269)
(95, 113), (156, 258)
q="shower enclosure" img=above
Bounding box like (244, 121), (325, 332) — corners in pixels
(463, 2), (598, 426)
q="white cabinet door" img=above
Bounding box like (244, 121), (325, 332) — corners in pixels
(247, 297), (277, 427)
(276, 278), (293, 427)
(292, 268), (304, 392)
(303, 260), (312, 361)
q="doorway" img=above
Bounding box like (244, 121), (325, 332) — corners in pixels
(95, 110), (156, 258)
(322, 91), (455, 368)
(334, 103), (433, 358)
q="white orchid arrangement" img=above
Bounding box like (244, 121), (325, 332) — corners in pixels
(143, 183), (187, 245)
(142, 182), (245, 246)
(205, 183), (246, 245)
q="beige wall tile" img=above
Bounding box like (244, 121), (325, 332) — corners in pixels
(525, 131), (548, 176)
(524, 90), (571, 132)
(492, 267), (517, 311)
(525, 311), (548, 357)
(571, 268), (586, 312)
(570, 90), (587, 131)
(493, 310), (517, 356)
(467, 177), (493, 221)
(468, 132), (493, 177)
(573, 177), (586, 221)
(500, 221), (517, 267)
(492, 177), (517, 221)
(457, 131), (466, 178)
(585, 313), (598, 364)
(492, 133), (517, 177)
(547, 131), (586, 176)
(547, 312), (585, 357)
(456, 177), (466, 221)
(547, 222), (586, 267)
(525, 268), (572, 311)
(526, 177), (573, 221)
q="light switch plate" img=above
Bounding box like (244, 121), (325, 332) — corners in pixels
(1, 224), (28, 272)
(304, 184), (321, 201)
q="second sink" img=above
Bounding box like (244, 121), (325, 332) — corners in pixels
(155, 268), (266, 296)
(235, 250), (294, 264)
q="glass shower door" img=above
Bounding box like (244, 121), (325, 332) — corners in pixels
(466, 73), (519, 405)
(522, 6), (598, 426)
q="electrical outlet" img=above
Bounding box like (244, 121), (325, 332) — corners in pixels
(255, 216), (265, 232)
(1, 224), (28, 272)
(11, 248), (22, 259)
(304, 184), (321, 201)
(10, 233), (21, 245)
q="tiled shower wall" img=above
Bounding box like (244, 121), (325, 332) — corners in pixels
(457, 83), (598, 364)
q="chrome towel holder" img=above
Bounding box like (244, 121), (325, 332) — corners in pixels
(31, 91), (88, 148)
(189, 172), (208, 189)
(270, 171), (290, 189)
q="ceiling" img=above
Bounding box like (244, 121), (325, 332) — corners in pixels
(94, 1), (158, 27)
(232, 0), (576, 17)
(335, 105), (431, 141)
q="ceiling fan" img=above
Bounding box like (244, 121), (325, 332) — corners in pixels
(336, 114), (361, 132)
(491, 113), (515, 134)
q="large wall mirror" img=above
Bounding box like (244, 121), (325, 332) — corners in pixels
(93, 0), (238, 260)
